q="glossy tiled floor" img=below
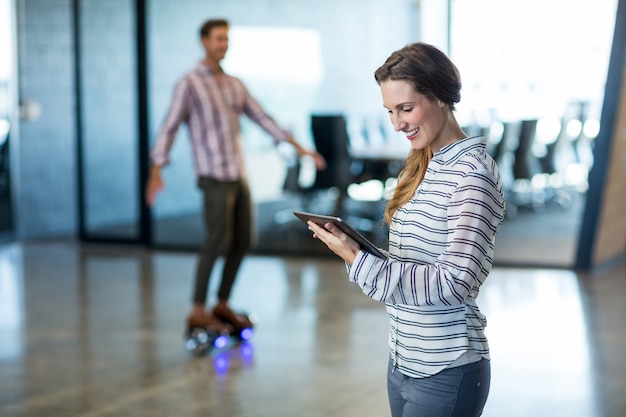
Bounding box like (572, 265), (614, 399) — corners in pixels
(0, 240), (625, 417)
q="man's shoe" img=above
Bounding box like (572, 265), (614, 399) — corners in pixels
(186, 311), (231, 334)
(212, 304), (253, 332)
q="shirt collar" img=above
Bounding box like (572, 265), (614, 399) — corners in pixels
(194, 61), (223, 76)
(431, 136), (487, 166)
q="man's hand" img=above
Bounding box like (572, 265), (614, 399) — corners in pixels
(286, 135), (327, 171)
(308, 151), (327, 171)
(145, 165), (164, 207)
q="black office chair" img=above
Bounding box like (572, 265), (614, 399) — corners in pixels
(0, 120), (13, 232)
(297, 114), (354, 215)
(355, 116), (398, 183)
(0, 120), (10, 198)
(512, 119), (541, 181)
(489, 121), (521, 217)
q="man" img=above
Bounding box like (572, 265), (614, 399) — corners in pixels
(146, 18), (325, 335)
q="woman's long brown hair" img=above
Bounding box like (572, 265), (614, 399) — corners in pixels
(383, 148), (432, 225)
(374, 43), (461, 225)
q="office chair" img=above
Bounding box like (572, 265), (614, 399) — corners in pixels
(298, 114), (354, 215)
(0, 120), (13, 232)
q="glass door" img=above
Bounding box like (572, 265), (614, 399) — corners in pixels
(76, 0), (148, 243)
(0, 0), (14, 241)
(449, 0), (617, 267)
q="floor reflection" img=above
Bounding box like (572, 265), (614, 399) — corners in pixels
(0, 244), (23, 360)
(480, 269), (596, 416)
(0, 240), (624, 417)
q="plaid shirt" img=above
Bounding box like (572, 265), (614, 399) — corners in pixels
(150, 62), (290, 180)
(348, 136), (506, 378)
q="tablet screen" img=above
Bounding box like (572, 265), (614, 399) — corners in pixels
(293, 211), (387, 259)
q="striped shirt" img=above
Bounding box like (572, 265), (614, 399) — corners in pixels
(348, 136), (506, 378)
(150, 62), (290, 180)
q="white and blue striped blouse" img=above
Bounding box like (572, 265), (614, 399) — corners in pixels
(348, 136), (506, 379)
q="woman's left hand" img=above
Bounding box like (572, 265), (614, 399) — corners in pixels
(307, 221), (360, 265)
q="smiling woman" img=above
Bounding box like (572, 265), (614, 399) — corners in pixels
(380, 80), (453, 152)
(306, 42), (506, 417)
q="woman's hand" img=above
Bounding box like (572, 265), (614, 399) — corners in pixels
(307, 221), (360, 265)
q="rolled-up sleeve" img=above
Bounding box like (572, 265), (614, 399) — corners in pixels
(150, 79), (191, 166)
(241, 83), (290, 144)
(346, 146), (504, 307)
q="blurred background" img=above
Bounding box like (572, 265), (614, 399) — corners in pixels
(0, 0), (619, 267)
(1, 3), (625, 416)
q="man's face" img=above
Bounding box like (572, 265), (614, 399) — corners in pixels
(202, 25), (229, 62)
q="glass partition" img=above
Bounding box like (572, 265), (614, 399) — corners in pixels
(78, 0), (140, 241)
(450, 0), (618, 267)
(146, 0), (416, 250)
(0, 0), (14, 241)
(70, 0), (619, 268)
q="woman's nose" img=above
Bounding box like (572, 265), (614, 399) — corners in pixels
(392, 115), (405, 132)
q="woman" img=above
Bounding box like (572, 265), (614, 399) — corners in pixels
(307, 42), (505, 417)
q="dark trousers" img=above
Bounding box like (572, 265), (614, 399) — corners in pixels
(387, 358), (491, 417)
(192, 177), (252, 305)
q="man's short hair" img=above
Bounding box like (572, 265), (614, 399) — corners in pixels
(200, 19), (229, 38)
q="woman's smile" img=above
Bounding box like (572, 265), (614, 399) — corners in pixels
(406, 127), (420, 140)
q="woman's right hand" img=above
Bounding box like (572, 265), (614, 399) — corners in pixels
(307, 221), (360, 265)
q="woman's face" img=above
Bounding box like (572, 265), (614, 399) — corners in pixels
(380, 79), (451, 153)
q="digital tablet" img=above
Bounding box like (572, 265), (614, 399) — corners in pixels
(293, 211), (387, 259)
